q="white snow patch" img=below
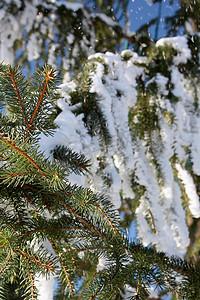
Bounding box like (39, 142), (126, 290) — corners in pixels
(156, 36), (191, 64)
(175, 163), (200, 218)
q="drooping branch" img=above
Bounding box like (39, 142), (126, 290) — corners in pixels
(170, 157), (191, 220)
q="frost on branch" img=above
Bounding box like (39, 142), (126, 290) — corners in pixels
(40, 34), (200, 257)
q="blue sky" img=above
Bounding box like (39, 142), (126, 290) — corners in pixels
(128, 0), (181, 39)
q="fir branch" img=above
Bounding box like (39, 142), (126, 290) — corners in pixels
(109, 277), (126, 299)
(78, 269), (97, 300)
(0, 131), (42, 171)
(49, 238), (74, 295)
(21, 182), (119, 240)
(0, 253), (12, 275)
(95, 103), (108, 152)
(53, 145), (91, 175)
(161, 267), (179, 298)
(170, 157), (191, 219)
(10, 196), (24, 225)
(25, 68), (55, 139)
(17, 227), (84, 238)
(15, 249), (54, 272)
(63, 239), (77, 270)
(163, 111), (173, 123)
(0, 215), (17, 233)
(9, 172), (28, 178)
(8, 68), (28, 127)
(61, 262), (74, 294)
(59, 246), (107, 258)
(136, 279), (140, 297)
(1, 49), (200, 297)
(28, 262), (36, 300)
(58, 197), (107, 241)
(90, 267), (120, 300)
(70, 89), (111, 152)
(88, 201), (118, 236)
(41, 194), (51, 212)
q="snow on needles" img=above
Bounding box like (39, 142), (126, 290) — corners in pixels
(39, 36), (200, 258)
(23, 34), (200, 296)
(156, 36), (191, 64)
(175, 163), (200, 218)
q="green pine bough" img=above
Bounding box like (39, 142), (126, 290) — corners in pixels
(0, 63), (199, 300)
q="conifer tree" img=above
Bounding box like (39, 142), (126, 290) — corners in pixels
(0, 0), (200, 299)
(0, 61), (200, 300)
